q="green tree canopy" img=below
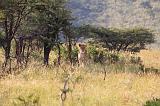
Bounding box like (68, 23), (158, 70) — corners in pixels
(78, 25), (155, 53)
(29, 0), (73, 65)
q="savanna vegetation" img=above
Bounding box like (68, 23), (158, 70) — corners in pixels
(0, 0), (160, 106)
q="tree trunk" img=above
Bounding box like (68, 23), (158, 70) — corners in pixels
(3, 39), (12, 72)
(57, 44), (61, 66)
(68, 37), (72, 65)
(25, 40), (32, 68)
(15, 37), (24, 68)
(44, 42), (51, 65)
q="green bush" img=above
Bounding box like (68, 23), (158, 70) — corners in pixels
(71, 47), (79, 63)
(87, 46), (98, 56)
(60, 45), (68, 60)
(107, 53), (120, 63)
(54, 45), (79, 63)
(13, 93), (40, 106)
(87, 45), (123, 64)
(87, 46), (106, 63)
(54, 44), (126, 65)
(130, 56), (142, 64)
(31, 51), (43, 61)
(144, 98), (160, 106)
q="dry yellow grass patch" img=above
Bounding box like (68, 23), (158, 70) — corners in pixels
(138, 50), (160, 68)
(0, 49), (159, 106)
(0, 66), (159, 106)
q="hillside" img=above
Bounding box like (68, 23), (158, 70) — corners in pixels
(68, 0), (160, 48)
(68, 0), (160, 31)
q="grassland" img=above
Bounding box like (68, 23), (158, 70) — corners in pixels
(138, 50), (160, 69)
(0, 50), (160, 106)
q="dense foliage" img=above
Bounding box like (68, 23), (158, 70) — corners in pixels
(144, 98), (160, 106)
(77, 25), (155, 52)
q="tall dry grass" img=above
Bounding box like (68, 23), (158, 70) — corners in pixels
(0, 50), (159, 106)
(0, 62), (159, 106)
(138, 50), (160, 68)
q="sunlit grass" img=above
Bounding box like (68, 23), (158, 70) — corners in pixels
(0, 50), (160, 106)
(138, 50), (160, 68)
(0, 64), (159, 106)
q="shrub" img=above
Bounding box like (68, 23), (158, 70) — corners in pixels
(13, 93), (40, 106)
(54, 45), (79, 63)
(54, 44), (125, 65)
(60, 45), (68, 60)
(31, 51), (43, 61)
(71, 47), (79, 64)
(130, 56), (142, 64)
(107, 53), (120, 63)
(144, 98), (160, 106)
(87, 46), (98, 59)
(87, 46), (106, 63)
(86, 45), (122, 64)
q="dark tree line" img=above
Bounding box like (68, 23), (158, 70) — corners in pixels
(0, 0), (37, 71)
(0, 0), (73, 72)
(0, 0), (156, 73)
(31, 0), (73, 65)
(78, 25), (155, 53)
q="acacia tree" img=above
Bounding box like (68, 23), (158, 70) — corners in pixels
(0, 0), (36, 70)
(33, 0), (72, 65)
(94, 28), (155, 52)
(77, 25), (155, 53)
